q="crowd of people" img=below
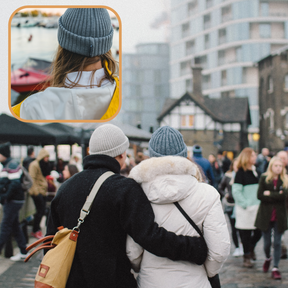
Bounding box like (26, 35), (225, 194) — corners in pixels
(0, 143), (82, 260)
(218, 146), (288, 280)
(0, 125), (288, 286)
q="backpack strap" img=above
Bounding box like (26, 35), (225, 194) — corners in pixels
(174, 202), (204, 238)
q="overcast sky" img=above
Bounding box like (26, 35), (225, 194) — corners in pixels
(1, 0), (170, 115)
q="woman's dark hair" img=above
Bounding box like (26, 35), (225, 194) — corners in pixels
(27, 146), (34, 156)
(49, 46), (118, 88)
(67, 164), (79, 178)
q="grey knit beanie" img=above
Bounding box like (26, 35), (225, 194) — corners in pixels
(89, 124), (129, 157)
(58, 8), (114, 57)
(148, 126), (187, 158)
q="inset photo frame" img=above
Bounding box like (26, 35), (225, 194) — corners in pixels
(9, 6), (121, 122)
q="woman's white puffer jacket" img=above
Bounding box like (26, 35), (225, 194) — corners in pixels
(127, 156), (230, 288)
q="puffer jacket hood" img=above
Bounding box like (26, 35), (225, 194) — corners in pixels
(36, 148), (50, 161)
(129, 156), (200, 204)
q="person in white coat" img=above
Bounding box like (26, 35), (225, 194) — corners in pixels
(127, 126), (230, 288)
(12, 8), (119, 121)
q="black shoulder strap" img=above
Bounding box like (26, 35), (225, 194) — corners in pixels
(174, 202), (203, 238)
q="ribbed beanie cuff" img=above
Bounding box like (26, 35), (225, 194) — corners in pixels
(58, 8), (114, 57)
(148, 126), (187, 158)
(89, 124), (129, 158)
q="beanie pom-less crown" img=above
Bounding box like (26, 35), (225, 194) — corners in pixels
(58, 8), (114, 57)
(148, 126), (187, 158)
(89, 124), (129, 158)
(192, 145), (202, 154)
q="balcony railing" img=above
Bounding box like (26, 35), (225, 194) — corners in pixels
(267, 12), (287, 17)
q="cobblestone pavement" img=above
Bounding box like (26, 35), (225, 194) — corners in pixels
(1, 221), (288, 287)
(220, 224), (288, 288)
(0, 256), (40, 288)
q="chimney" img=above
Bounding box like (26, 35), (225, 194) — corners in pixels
(191, 65), (204, 103)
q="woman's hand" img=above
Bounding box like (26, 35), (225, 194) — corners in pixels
(264, 190), (270, 196)
(280, 190), (283, 194)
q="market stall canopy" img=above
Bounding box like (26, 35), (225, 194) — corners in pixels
(0, 114), (79, 145)
(41, 123), (80, 145)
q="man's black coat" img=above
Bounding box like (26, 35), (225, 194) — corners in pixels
(47, 155), (206, 288)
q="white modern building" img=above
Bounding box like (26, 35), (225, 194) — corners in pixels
(169, 0), (288, 140)
(118, 43), (169, 132)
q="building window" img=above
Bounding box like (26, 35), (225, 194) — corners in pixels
(260, 2), (269, 17)
(188, 1), (197, 16)
(242, 67), (247, 84)
(221, 5), (231, 22)
(221, 70), (227, 86)
(284, 74), (288, 90)
(181, 115), (194, 127)
(206, 0), (213, 9)
(259, 23), (271, 38)
(264, 108), (274, 130)
(182, 22), (190, 38)
(205, 34), (210, 49)
(221, 91), (230, 98)
(203, 14), (211, 30)
(194, 55), (207, 69)
(218, 50), (225, 66)
(218, 28), (226, 45)
(236, 47), (242, 62)
(202, 74), (211, 90)
(186, 40), (195, 56)
(268, 75), (273, 93)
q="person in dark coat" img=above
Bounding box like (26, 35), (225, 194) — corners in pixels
(254, 156), (288, 280)
(208, 153), (223, 192)
(0, 142), (28, 261)
(255, 148), (269, 176)
(192, 145), (214, 186)
(22, 146), (35, 171)
(46, 124), (207, 288)
(217, 150), (231, 174)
